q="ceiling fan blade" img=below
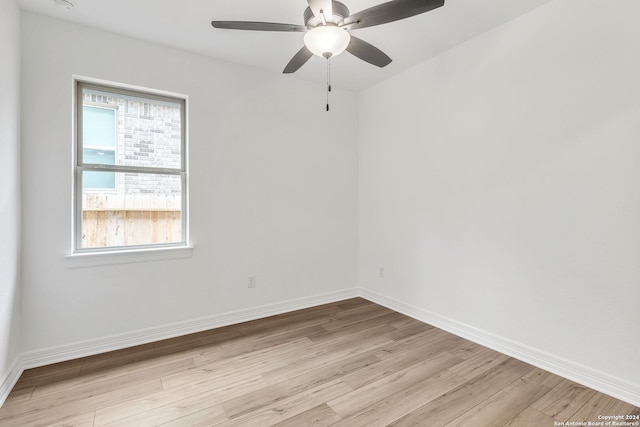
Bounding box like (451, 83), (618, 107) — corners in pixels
(346, 36), (392, 67)
(211, 21), (306, 32)
(307, 0), (333, 20)
(283, 46), (314, 73)
(343, 0), (444, 30)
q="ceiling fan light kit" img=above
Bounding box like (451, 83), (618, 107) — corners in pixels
(304, 25), (351, 58)
(211, 0), (445, 109)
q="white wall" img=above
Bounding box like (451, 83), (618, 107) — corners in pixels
(359, 0), (640, 397)
(20, 12), (358, 353)
(0, 0), (22, 394)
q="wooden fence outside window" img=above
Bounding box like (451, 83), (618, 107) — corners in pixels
(81, 192), (182, 248)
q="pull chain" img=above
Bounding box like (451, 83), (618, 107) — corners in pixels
(326, 56), (332, 112)
(322, 52), (332, 112)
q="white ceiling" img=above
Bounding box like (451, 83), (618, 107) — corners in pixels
(18, 0), (555, 91)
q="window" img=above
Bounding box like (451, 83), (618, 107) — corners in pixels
(74, 81), (187, 253)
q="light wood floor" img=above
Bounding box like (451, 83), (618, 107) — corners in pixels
(1, 298), (638, 426)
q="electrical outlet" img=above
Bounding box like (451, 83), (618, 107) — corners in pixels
(248, 276), (256, 288)
(379, 267), (385, 278)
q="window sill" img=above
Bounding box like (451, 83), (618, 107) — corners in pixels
(66, 245), (193, 269)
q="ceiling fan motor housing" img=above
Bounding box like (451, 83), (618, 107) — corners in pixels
(304, 1), (350, 28)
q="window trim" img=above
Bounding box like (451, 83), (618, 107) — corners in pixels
(65, 245), (194, 269)
(72, 78), (189, 256)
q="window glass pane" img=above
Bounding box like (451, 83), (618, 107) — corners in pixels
(81, 171), (182, 249)
(83, 106), (115, 149)
(84, 171), (115, 189)
(84, 147), (116, 165)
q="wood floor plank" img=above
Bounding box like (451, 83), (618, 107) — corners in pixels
(333, 369), (468, 427)
(103, 400), (227, 427)
(566, 391), (640, 425)
(6, 357), (187, 416)
(320, 310), (406, 334)
(307, 322), (399, 345)
(385, 319), (435, 341)
(237, 312), (333, 337)
(192, 336), (313, 367)
(219, 379), (353, 426)
(240, 302), (342, 329)
(271, 404), (342, 426)
(79, 328), (235, 376)
(31, 356), (195, 399)
(157, 404), (228, 427)
(277, 324), (395, 366)
(341, 340), (453, 390)
(47, 411), (96, 427)
(390, 357), (536, 427)
(372, 327), (453, 360)
(335, 297), (374, 311)
(0, 379), (163, 426)
(17, 363), (83, 389)
(2, 410), (96, 427)
(219, 325), (327, 357)
(2, 298), (637, 427)
(330, 302), (395, 322)
(448, 347), (510, 380)
(225, 352), (379, 418)
(531, 378), (598, 420)
(328, 351), (464, 418)
(388, 315), (432, 330)
(160, 355), (286, 390)
(447, 339), (490, 360)
(1, 385), (35, 407)
(262, 341), (383, 385)
(94, 374), (266, 426)
(523, 367), (565, 388)
(502, 407), (555, 427)
(444, 378), (550, 427)
(78, 342), (216, 378)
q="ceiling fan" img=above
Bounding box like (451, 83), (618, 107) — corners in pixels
(211, 0), (445, 73)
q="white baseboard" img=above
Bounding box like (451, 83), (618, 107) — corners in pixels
(0, 287), (358, 408)
(360, 288), (640, 408)
(0, 357), (23, 408)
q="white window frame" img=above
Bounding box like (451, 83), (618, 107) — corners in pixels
(70, 78), (190, 262)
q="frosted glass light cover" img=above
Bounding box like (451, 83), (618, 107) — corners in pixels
(54, 0), (75, 10)
(304, 25), (351, 58)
